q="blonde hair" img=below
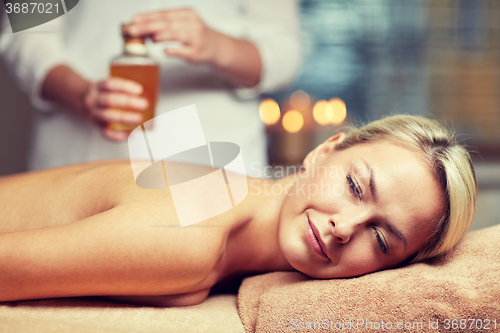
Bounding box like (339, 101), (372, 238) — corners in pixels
(335, 115), (477, 262)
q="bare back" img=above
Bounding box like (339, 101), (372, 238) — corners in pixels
(0, 160), (129, 233)
(0, 160), (253, 305)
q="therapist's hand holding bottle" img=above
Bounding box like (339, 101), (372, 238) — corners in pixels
(126, 7), (262, 88)
(41, 66), (149, 142)
(83, 78), (149, 141)
(41, 8), (262, 142)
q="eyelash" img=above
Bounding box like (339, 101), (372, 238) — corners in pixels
(373, 227), (388, 254)
(346, 175), (362, 200)
(347, 175), (387, 254)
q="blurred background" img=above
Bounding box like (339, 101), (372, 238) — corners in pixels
(1, 0), (499, 230)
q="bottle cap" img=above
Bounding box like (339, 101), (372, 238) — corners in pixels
(121, 23), (133, 38)
(122, 23), (146, 42)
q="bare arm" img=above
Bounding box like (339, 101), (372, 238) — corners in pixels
(0, 204), (220, 302)
(41, 64), (90, 116)
(100, 289), (211, 307)
(41, 65), (150, 141)
(206, 31), (261, 88)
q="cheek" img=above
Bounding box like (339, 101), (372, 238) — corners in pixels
(278, 213), (306, 260)
(321, 242), (383, 279)
(277, 208), (318, 275)
(307, 176), (351, 211)
(339, 249), (380, 276)
(344, 237), (413, 278)
(288, 166), (349, 209)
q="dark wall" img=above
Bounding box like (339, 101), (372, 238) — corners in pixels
(0, 11), (33, 175)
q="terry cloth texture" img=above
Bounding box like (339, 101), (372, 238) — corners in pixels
(0, 294), (244, 333)
(237, 224), (500, 333)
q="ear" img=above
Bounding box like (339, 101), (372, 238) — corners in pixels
(303, 133), (345, 169)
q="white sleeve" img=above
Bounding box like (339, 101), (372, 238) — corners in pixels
(233, 0), (302, 99)
(0, 13), (67, 112)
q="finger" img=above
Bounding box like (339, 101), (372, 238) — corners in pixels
(128, 8), (198, 37)
(132, 8), (194, 24)
(97, 93), (149, 110)
(152, 21), (194, 43)
(165, 47), (197, 62)
(133, 10), (169, 23)
(151, 30), (174, 42)
(95, 108), (143, 125)
(103, 128), (129, 142)
(126, 20), (170, 37)
(152, 30), (190, 44)
(98, 78), (143, 95)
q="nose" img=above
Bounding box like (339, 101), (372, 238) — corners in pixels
(329, 212), (367, 244)
(330, 220), (353, 244)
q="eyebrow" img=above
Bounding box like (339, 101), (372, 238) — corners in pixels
(361, 158), (377, 200)
(386, 220), (407, 251)
(360, 158), (408, 251)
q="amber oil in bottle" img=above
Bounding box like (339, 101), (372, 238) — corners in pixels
(109, 24), (159, 131)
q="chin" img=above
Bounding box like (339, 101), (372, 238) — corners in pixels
(278, 213), (329, 278)
(298, 266), (360, 280)
(282, 249), (373, 279)
(279, 234), (309, 270)
(280, 242), (328, 279)
(299, 268), (327, 279)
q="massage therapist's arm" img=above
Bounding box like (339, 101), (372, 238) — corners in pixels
(41, 65), (149, 141)
(0, 204), (219, 302)
(126, 8), (262, 88)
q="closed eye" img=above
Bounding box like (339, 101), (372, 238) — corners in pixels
(373, 227), (388, 254)
(347, 175), (361, 200)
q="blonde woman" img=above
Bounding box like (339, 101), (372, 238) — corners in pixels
(0, 115), (477, 307)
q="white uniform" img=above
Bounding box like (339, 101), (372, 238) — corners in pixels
(0, 0), (301, 177)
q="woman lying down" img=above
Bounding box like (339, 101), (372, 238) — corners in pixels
(0, 115), (477, 307)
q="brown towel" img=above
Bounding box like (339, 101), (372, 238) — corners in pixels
(0, 295), (244, 333)
(238, 224), (500, 333)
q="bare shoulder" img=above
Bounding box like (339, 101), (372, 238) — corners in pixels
(0, 160), (133, 233)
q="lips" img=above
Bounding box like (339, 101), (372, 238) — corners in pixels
(305, 216), (330, 260)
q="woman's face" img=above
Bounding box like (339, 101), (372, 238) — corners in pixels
(278, 140), (444, 279)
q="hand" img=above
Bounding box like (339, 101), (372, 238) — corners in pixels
(83, 78), (149, 142)
(126, 8), (219, 64)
